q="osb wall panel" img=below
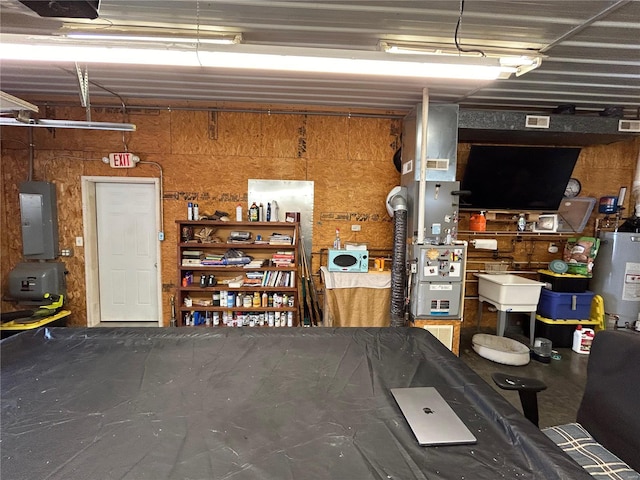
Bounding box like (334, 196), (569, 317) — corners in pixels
(347, 117), (402, 161)
(304, 115), (349, 160)
(170, 110), (262, 156)
(2, 106), (638, 331)
(307, 115), (400, 274)
(1, 106), (399, 327)
(1, 149), (30, 283)
(457, 137), (640, 329)
(260, 113), (306, 158)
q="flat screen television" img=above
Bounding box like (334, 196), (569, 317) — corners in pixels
(459, 145), (581, 211)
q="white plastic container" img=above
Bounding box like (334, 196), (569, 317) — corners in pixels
(235, 204), (243, 222)
(477, 274), (545, 308)
(572, 325), (595, 354)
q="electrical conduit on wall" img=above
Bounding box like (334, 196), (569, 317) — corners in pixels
(633, 148), (640, 216)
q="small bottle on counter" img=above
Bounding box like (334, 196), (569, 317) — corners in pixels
(193, 203), (199, 221)
(333, 229), (341, 249)
(187, 202), (194, 221)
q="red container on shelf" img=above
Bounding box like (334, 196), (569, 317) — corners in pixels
(469, 212), (487, 232)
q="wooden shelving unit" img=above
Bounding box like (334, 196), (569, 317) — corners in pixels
(176, 220), (300, 327)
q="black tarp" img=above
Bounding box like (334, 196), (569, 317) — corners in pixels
(1, 327), (589, 479)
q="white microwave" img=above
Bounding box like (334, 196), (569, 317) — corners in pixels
(327, 249), (369, 272)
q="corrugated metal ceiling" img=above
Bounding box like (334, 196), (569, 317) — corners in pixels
(0, 0), (638, 116)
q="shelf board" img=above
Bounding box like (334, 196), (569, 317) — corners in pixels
(178, 306), (297, 312)
(179, 265), (296, 271)
(458, 230), (574, 237)
(176, 220), (297, 226)
(178, 286), (296, 291)
(179, 242), (294, 248)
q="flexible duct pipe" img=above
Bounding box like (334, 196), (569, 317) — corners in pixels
(388, 190), (408, 327)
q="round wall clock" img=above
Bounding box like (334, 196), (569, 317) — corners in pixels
(564, 178), (581, 198)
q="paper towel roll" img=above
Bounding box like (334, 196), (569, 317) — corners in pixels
(472, 239), (498, 250)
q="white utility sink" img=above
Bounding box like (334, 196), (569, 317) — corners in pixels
(476, 273), (545, 310)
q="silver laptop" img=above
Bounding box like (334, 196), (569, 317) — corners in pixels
(391, 387), (477, 446)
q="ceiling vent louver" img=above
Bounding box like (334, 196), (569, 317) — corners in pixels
(426, 159), (450, 170)
(525, 115), (550, 129)
(618, 120), (640, 133)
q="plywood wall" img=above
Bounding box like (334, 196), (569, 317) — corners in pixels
(1, 103), (638, 330)
(1, 105), (401, 326)
(457, 138), (640, 327)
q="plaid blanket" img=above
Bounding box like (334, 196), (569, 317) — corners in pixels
(543, 423), (639, 479)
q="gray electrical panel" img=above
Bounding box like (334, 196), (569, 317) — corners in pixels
(19, 181), (59, 259)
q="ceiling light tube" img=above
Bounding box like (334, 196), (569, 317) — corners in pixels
(1, 43), (201, 67)
(66, 33), (242, 45)
(196, 51), (510, 79)
(0, 35), (515, 80)
(380, 41), (542, 77)
(0, 118), (136, 131)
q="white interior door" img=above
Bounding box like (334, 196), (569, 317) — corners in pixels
(96, 182), (159, 322)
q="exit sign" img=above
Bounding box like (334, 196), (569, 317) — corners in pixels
(108, 152), (138, 168)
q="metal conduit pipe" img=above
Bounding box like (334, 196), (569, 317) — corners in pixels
(388, 191), (408, 327)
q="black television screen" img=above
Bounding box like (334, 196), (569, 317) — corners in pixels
(460, 145), (581, 211)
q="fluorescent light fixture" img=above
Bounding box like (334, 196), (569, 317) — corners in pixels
(66, 32), (242, 45)
(1, 42), (202, 67)
(0, 34), (519, 80)
(379, 41), (542, 78)
(196, 50), (511, 79)
(0, 117), (136, 131)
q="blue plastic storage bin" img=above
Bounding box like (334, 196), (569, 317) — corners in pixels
(537, 289), (594, 320)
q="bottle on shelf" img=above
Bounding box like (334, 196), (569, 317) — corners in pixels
(266, 203), (271, 222)
(187, 202), (194, 221)
(249, 202), (259, 221)
(236, 204), (243, 222)
(517, 213), (526, 232)
(333, 228), (341, 249)
(193, 203), (199, 221)
(469, 211), (487, 232)
(259, 203), (264, 222)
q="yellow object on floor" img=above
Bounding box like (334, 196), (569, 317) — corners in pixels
(590, 295), (605, 330)
(1, 310), (71, 336)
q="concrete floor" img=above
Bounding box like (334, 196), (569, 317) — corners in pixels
(459, 328), (590, 429)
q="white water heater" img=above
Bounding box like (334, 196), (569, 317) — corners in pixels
(590, 232), (640, 327)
